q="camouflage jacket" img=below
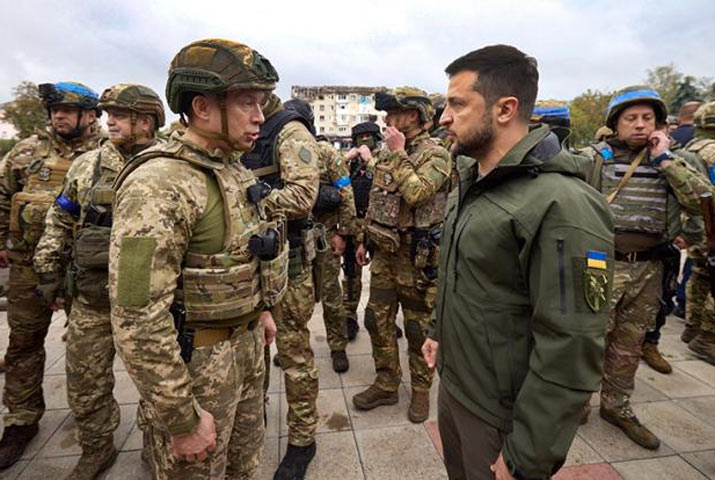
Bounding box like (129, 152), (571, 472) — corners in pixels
(263, 120), (319, 221)
(34, 139), (155, 275)
(109, 134), (271, 436)
(0, 126), (103, 249)
(685, 135), (715, 259)
(374, 130), (451, 211)
(314, 140), (357, 236)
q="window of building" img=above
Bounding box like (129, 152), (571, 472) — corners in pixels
(319, 105), (325, 111)
(319, 126), (325, 133)
(338, 127), (347, 133)
(330, 105), (335, 111)
(338, 94), (347, 100)
(350, 115), (356, 122)
(319, 115), (325, 121)
(350, 94), (356, 101)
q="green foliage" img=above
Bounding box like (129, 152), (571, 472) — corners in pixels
(569, 89), (613, 148)
(0, 139), (17, 157)
(645, 64), (682, 111)
(1, 81), (46, 139)
(671, 76), (702, 113)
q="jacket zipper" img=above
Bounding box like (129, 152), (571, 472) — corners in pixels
(557, 239), (566, 315)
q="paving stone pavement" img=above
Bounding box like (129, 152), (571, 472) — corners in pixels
(0, 267), (713, 479)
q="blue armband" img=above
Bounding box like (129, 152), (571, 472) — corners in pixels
(709, 164), (715, 186)
(55, 194), (80, 217)
(333, 176), (351, 189)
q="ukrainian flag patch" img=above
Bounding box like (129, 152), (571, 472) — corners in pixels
(586, 250), (607, 270)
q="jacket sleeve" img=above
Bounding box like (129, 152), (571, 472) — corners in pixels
(326, 147), (357, 236)
(264, 122), (319, 220)
(392, 145), (451, 206)
(109, 161), (206, 435)
(34, 155), (87, 274)
(661, 157), (714, 215)
(0, 138), (38, 248)
(503, 193), (614, 479)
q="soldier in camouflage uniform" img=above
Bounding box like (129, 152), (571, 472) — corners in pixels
(0, 82), (103, 469)
(240, 93), (320, 479)
(342, 122), (382, 341)
(352, 87), (451, 423)
(33, 83), (165, 479)
(109, 39), (285, 480)
(580, 86), (708, 449)
(682, 101), (715, 364)
(284, 99), (358, 373)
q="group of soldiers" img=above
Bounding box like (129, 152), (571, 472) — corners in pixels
(0, 36), (712, 480)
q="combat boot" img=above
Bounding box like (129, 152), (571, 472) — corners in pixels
(408, 390), (430, 423)
(642, 342), (673, 374)
(66, 442), (118, 480)
(346, 317), (359, 341)
(688, 331), (715, 365)
(273, 442), (316, 480)
(600, 407), (660, 450)
(0, 424), (39, 469)
(353, 384), (399, 410)
(681, 325), (699, 344)
(331, 350), (349, 373)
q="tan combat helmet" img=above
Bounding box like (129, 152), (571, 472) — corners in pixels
(595, 125), (614, 142)
(99, 83), (166, 129)
(375, 86), (435, 124)
(694, 101), (715, 131)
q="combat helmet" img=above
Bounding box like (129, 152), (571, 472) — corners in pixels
(38, 82), (100, 115)
(694, 101), (715, 130)
(375, 86), (435, 124)
(531, 100), (570, 127)
(606, 85), (667, 130)
(99, 83), (166, 129)
(166, 38), (278, 115)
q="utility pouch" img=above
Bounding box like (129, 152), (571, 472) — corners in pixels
(260, 240), (289, 308)
(366, 223), (400, 253)
(74, 225), (111, 268)
(9, 192), (54, 247)
(301, 226), (317, 265)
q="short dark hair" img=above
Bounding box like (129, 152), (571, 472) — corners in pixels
(445, 45), (539, 122)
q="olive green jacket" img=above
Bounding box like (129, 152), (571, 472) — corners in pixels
(429, 126), (614, 479)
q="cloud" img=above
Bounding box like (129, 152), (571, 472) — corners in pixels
(2, 0), (713, 121)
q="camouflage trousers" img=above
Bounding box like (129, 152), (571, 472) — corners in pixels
(142, 325), (265, 480)
(601, 260), (663, 415)
(66, 300), (120, 450)
(316, 246), (347, 352)
(686, 259), (715, 334)
(274, 267), (318, 446)
(2, 257), (54, 427)
(342, 262), (363, 322)
(365, 245), (435, 393)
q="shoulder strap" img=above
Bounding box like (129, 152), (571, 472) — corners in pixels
(606, 148), (648, 204)
(112, 143), (187, 192)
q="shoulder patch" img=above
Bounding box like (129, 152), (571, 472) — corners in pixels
(116, 236), (156, 307)
(583, 250), (609, 313)
(299, 146), (312, 164)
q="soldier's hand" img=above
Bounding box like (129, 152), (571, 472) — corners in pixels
(358, 145), (373, 161)
(35, 274), (62, 307)
(260, 310), (277, 346)
(356, 243), (368, 266)
(673, 235), (689, 249)
(345, 148), (361, 161)
(0, 250), (8, 269)
(331, 234), (346, 256)
(171, 408), (217, 463)
(647, 130), (672, 159)
(385, 126), (406, 152)
(490, 452), (515, 480)
(421, 338), (439, 369)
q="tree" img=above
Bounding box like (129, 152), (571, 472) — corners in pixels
(1, 81), (46, 139)
(645, 64), (682, 110)
(671, 76), (702, 113)
(569, 89), (613, 147)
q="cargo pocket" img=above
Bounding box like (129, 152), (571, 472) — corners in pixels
(260, 241), (289, 308)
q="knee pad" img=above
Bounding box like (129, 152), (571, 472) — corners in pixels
(405, 320), (425, 347)
(364, 307), (378, 335)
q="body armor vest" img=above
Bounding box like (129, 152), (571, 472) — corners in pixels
(115, 139), (288, 325)
(10, 145), (73, 250)
(593, 142), (669, 237)
(688, 138), (715, 185)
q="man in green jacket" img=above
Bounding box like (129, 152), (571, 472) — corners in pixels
(422, 45), (614, 479)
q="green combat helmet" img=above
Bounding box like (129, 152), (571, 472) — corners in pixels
(606, 85), (667, 130)
(375, 86), (435, 124)
(166, 38), (279, 149)
(99, 83), (166, 129)
(694, 101), (715, 130)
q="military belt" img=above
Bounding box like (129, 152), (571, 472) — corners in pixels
(192, 319), (258, 348)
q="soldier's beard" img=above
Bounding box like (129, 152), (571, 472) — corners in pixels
(453, 111), (494, 159)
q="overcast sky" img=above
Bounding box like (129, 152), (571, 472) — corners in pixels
(2, 0), (713, 119)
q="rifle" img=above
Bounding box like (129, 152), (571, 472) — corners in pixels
(700, 192), (715, 298)
(342, 236), (357, 303)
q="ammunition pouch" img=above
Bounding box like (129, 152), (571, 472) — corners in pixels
(366, 223), (400, 253)
(366, 163), (401, 227)
(314, 183), (341, 212)
(73, 224), (112, 306)
(414, 191), (447, 228)
(9, 192), (55, 249)
(260, 240), (289, 308)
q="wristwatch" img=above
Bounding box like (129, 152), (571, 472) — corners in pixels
(651, 150), (675, 166)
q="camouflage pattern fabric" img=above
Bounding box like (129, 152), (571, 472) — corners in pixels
(142, 326), (265, 480)
(273, 268), (318, 446)
(601, 260), (663, 415)
(686, 263), (715, 334)
(65, 301), (119, 449)
(0, 127), (102, 428)
(342, 261), (363, 322)
(364, 132), (450, 393)
(316, 246), (347, 352)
